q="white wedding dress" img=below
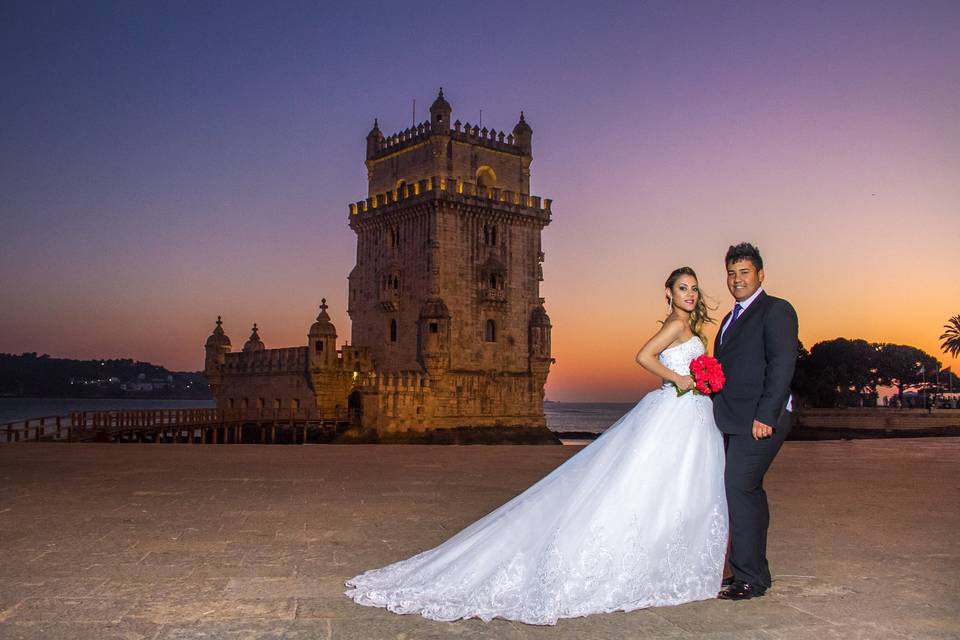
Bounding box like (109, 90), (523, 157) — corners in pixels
(345, 336), (728, 625)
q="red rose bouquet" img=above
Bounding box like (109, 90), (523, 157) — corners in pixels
(676, 355), (725, 396)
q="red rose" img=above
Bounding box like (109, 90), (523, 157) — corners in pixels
(676, 355), (726, 396)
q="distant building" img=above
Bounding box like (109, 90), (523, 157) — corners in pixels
(125, 373), (174, 392)
(204, 90), (554, 434)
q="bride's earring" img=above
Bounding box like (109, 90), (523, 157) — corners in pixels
(667, 296), (673, 311)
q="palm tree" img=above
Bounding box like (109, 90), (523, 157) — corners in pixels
(941, 315), (960, 359)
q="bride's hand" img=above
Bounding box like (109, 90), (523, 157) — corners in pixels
(675, 375), (695, 392)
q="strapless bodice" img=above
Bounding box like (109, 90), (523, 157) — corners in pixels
(658, 336), (705, 377)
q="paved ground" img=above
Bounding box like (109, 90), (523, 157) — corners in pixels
(0, 440), (957, 640)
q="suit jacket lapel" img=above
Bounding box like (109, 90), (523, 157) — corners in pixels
(719, 291), (767, 351)
(715, 312), (731, 356)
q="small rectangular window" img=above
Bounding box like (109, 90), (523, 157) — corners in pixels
(429, 322), (438, 333)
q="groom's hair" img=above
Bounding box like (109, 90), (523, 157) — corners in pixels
(725, 243), (763, 270)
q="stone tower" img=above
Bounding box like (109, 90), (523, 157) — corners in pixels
(204, 316), (231, 394)
(347, 89), (554, 431)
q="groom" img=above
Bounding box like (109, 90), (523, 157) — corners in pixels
(713, 243), (798, 600)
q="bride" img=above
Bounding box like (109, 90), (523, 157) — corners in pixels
(345, 267), (728, 625)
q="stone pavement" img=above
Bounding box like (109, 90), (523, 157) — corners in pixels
(0, 440), (957, 640)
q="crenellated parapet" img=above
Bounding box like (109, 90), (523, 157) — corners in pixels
(223, 347), (308, 375)
(368, 119), (528, 161)
(366, 88), (532, 163)
(368, 119), (433, 159)
(349, 176), (551, 222)
(450, 119), (525, 153)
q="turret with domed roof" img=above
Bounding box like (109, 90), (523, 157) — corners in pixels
(429, 87), (452, 130)
(204, 316), (231, 389)
(308, 298), (338, 369)
(365, 119), (383, 161)
(242, 323), (264, 352)
(512, 111), (532, 154)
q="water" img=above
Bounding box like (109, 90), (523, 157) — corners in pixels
(0, 398), (215, 424)
(544, 401), (635, 434)
(0, 398), (632, 437)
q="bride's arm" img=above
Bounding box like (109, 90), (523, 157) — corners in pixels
(635, 320), (695, 391)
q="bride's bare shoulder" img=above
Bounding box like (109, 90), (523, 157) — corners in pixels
(642, 319), (685, 351)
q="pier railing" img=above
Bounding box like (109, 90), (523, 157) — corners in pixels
(2, 407), (354, 444)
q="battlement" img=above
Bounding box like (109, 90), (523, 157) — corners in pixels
(369, 119), (527, 161)
(348, 176), (551, 219)
(223, 347), (308, 374)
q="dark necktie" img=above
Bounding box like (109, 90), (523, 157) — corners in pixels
(730, 303), (743, 324)
(722, 303), (743, 344)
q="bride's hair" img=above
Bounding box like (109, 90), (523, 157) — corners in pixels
(665, 267), (716, 346)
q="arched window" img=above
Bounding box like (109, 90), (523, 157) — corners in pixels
(390, 319), (397, 343)
(476, 165), (497, 188)
(485, 319), (496, 342)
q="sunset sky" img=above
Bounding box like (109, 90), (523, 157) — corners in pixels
(2, 1), (958, 401)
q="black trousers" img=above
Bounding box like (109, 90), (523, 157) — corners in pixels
(723, 412), (791, 588)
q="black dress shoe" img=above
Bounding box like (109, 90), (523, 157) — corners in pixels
(718, 580), (767, 600)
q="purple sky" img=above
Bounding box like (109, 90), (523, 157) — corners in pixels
(2, 1), (958, 401)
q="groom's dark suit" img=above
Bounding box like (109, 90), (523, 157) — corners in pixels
(713, 290), (798, 589)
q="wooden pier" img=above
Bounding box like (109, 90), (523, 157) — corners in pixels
(2, 408), (354, 444)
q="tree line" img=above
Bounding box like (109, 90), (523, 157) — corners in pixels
(792, 339), (959, 408)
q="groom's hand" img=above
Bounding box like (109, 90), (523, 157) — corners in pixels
(752, 420), (774, 440)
